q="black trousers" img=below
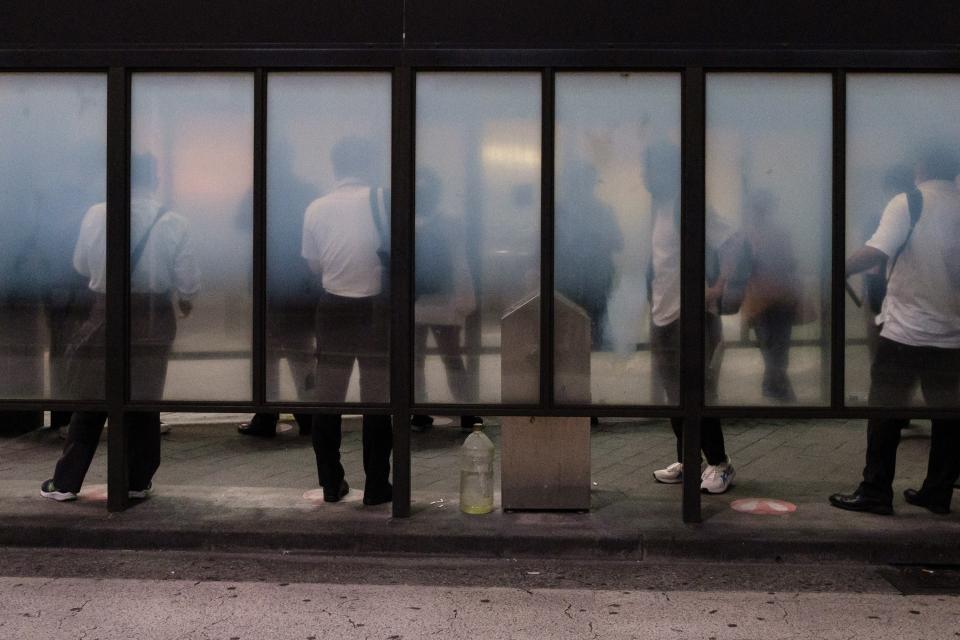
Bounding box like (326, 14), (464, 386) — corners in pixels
(52, 410), (161, 494)
(266, 301), (318, 401)
(312, 413), (393, 495)
(858, 336), (960, 507)
(248, 301), (318, 433)
(53, 293), (174, 494)
(413, 323), (477, 429)
(312, 293), (391, 493)
(650, 315), (727, 466)
(752, 304), (796, 401)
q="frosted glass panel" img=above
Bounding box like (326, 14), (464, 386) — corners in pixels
(706, 74), (832, 406)
(0, 74), (106, 400)
(554, 72), (681, 405)
(846, 75), (960, 408)
(267, 73), (391, 403)
(130, 74), (253, 401)
(415, 73), (540, 404)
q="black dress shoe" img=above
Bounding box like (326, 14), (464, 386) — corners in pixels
(237, 422), (276, 438)
(323, 479), (350, 503)
(829, 491), (893, 515)
(903, 488), (950, 515)
(363, 484), (393, 506)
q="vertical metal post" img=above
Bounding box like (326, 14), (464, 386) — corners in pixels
(830, 71), (847, 409)
(106, 67), (130, 513)
(253, 69), (267, 408)
(680, 67), (706, 524)
(391, 65), (414, 518)
(539, 69), (556, 409)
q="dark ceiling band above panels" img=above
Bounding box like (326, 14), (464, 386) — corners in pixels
(1, 1), (958, 50)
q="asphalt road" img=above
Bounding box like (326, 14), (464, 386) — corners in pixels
(0, 548), (958, 639)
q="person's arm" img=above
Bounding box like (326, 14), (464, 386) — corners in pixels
(72, 204), (103, 279)
(301, 206), (324, 279)
(170, 216), (201, 316)
(845, 245), (887, 278)
(848, 193), (911, 278)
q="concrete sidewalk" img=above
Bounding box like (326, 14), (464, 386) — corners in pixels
(0, 415), (958, 563)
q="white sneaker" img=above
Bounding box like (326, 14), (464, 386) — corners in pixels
(653, 462), (684, 484)
(128, 483), (152, 500)
(700, 459), (735, 494)
(40, 479), (77, 502)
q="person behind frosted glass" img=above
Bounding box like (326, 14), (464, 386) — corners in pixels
(831, 147), (960, 516)
(301, 136), (392, 505)
(411, 167), (480, 431)
(555, 160), (623, 348)
(646, 142), (736, 494)
(739, 190), (804, 403)
(0, 135), (44, 400)
(858, 163), (915, 362)
(40, 152), (200, 502)
(238, 142), (315, 438)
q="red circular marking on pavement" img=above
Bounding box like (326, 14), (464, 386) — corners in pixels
(80, 484), (108, 502)
(730, 498), (797, 515)
(303, 488), (362, 505)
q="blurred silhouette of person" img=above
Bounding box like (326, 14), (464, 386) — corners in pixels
(831, 147), (960, 516)
(0, 128), (44, 403)
(555, 161), (623, 348)
(238, 142), (315, 438)
(0, 87), (103, 432)
(41, 152), (200, 501)
(646, 142), (735, 494)
(302, 137), (392, 505)
(411, 168), (480, 432)
(39, 138), (103, 425)
(739, 190), (804, 403)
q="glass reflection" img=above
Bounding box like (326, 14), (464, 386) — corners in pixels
(130, 74), (253, 400)
(554, 72), (680, 404)
(846, 74), (960, 408)
(415, 73), (541, 404)
(0, 74), (106, 400)
(706, 73), (832, 406)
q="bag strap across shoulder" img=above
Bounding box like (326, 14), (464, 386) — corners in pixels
(368, 187), (388, 253)
(131, 206), (167, 272)
(887, 186), (923, 282)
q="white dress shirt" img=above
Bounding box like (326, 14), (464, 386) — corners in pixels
(867, 179), (960, 348)
(73, 197), (200, 298)
(301, 177), (387, 298)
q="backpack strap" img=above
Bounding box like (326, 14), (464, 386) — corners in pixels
(887, 187), (923, 282)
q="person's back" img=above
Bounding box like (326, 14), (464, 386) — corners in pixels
(302, 178), (384, 299)
(879, 179), (960, 348)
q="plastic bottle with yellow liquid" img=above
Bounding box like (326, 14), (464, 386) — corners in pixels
(459, 424), (495, 514)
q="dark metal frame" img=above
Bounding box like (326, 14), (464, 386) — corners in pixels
(1, 43), (958, 523)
